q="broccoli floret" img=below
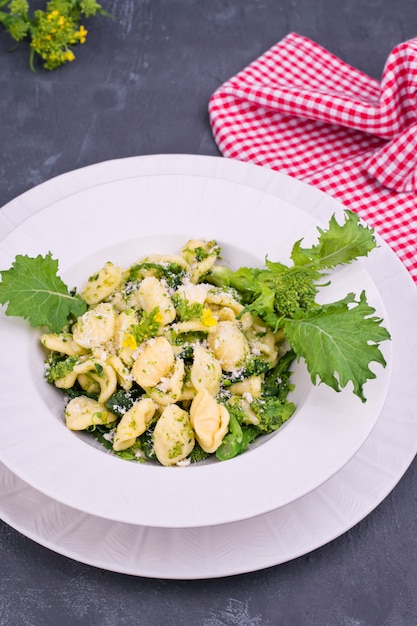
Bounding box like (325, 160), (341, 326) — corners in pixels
(250, 396), (296, 433)
(247, 349), (296, 432)
(206, 263), (318, 329)
(263, 265), (318, 317)
(131, 307), (162, 344)
(188, 442), (210, 463)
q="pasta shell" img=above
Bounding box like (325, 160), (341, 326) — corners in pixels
(189, 389), (230, 453)
(72, 303), (116, 349)
(153, 404), (195, 466)
(132, 336), (174, 388)
(137, 276), (176, 326)
(81, 262), (123, 305)
(207, 320), (249, 372)
(65, 396), (118, 431)
(113, 398), (157, 451)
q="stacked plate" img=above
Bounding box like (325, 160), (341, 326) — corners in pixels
(0, 155), (416, 579)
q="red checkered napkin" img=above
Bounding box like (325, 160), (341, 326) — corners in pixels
(209, 33), (417, 282)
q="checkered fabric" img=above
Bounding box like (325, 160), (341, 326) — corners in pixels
(209, 33), (417, 283)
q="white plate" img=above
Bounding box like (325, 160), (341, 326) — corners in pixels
(0, 156), (392, 528)
(0, 154), (416, 578)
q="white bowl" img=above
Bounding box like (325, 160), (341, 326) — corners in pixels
(0, 155), (391, 528)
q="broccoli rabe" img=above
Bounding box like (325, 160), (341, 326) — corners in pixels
(215, 395), (295, 461)
(215, 348), (297, 460)
(215, 410), (260, 461)
(207, 263), (318, 328)
(262, 349), (296, 400)
(207, 211), (390, 401)
(215, 412), (244, 461)
(250, 396), (296, 433)
(130, 307), (162, 344)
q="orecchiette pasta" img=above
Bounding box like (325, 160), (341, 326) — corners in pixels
(207, 321), (249, 372)
(175, 281), (209, 306)
(40, 333), (88, 356)
(113, 309), (138, 366)
(171, 319), (215, 334)
(131, 336), (175, 388)
(228, 375), (263, 398)
(41, 238), (290, 467)
(73, 357), (118, 404)
(141, 253), (189, 272)
(54, 370), (78, 389)
(146, 357), (185, 406)
(113, 398), (157, 451)
(65, 396), (118, 431)
(137, 276), (176, 326)
(190, 346), (222, 396)
(81, 262), (123, 305)
(189, 389), (230, 453)
(205, 290), (244, 315)
(72, 303), (116, 349)
(153, 404), (195, 466)
(77, 373), (101, 396)
(107, 354), (133, 391)
(246, 322), (279, 365)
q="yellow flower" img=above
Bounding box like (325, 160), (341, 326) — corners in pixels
(76, 25), (88, 44)
(65, 49), (75, 62)
(47, 9), (59, 21)
(201, 308), (217, 327)
(122, 333), (137, 351)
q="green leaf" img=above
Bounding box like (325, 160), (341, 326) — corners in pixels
(282, 292), (391, 402)
(291, 210), (377, 271)
(0, 252), (87, 332)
